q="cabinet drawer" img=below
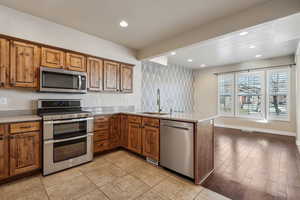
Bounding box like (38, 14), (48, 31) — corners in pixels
(94, 130), (109, 141)
(94, 140), (109, 153)
(0, 125), (5, 135)
(94, 122), (109, 131)
(142, 117), (160, 127)
(128, 115), (142, 124)
(10, 121), (40, 134)
(94, 116), (110, 123)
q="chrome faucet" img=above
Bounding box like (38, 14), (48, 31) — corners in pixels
(157, 88), (162, 113)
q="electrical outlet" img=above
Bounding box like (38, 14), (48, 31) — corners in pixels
(0, 97), (7, 105)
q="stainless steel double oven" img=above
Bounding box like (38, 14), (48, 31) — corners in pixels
(38, 99), (93, 175)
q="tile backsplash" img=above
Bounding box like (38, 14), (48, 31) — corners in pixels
(141, 61), (193, 113)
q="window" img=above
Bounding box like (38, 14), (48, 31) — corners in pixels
(218, 74), (234, 116)
(267, 68), (290, 121)
(217, 67), (291, 121)
(236, 71), (265, 119)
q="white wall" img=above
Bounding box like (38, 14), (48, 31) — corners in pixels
(0, 5), (141, 111)
(296, 43), (300, 145)
(193, 55), (297, 134)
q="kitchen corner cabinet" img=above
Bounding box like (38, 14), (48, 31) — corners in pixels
(41, 47), (65, 69)
(66, 52), (86, 72)
(0, 125), (9, 180)
(0, 38), (9, 88)
(120, 64), (133, 93)
(10, 41), (40, 88)
(103, 60), (120, 92)
(110, 115), (121, 148)
(87, 57), (103, 91)
(120, 115), (128, 147)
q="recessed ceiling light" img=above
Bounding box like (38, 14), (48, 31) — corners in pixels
(255, 54), (262, 58)
(200, 64), (206, 67)
(249, 45), (256, 49)
(119, 20), (128, 28)
(239, 31), (248, 36)
(170, 51), (176, 55)
(188, 59), (193, 62)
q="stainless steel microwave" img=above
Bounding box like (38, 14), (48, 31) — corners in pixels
(40, 67), (87, 93)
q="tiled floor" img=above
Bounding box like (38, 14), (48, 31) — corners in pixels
(0, 150), (230, 200)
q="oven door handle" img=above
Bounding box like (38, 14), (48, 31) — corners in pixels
(44, 133), (93, 144)
(49, 117), (93, 124)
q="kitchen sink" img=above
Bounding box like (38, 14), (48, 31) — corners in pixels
(141, 112), (169, 115)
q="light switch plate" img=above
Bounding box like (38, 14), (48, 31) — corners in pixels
(0, 97), (7, 105)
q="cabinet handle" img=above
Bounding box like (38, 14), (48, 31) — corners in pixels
(0, 135), (4, 140)
(10, 135), (16, 139)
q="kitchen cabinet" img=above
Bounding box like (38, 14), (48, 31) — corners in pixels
(0, 125), (9, 180)
(41, 47), (65, 69)
(10, 41), (40, 88)
(142, 118), (160, 160)
(9, 131), (41, 176)
(93, 116), (110, 153)
(120, 64), (133, 93)
(127, 116), (142, 154)
(120, 114), (128, 148)
(87, 57), (103, 91)
(110, 115), (120, 148)
(103, 60), (120, 92)
(66, 52), (86, 72)
(0, 38), (9, 88)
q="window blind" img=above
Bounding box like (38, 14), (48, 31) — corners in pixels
(218, 73), (234, 115)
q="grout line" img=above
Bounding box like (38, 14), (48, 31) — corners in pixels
(39, 176), (51, 200)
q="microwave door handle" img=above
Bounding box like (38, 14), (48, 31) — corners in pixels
(78, 75), (82, 89)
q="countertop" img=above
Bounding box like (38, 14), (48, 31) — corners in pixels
(0, 110), (217, 124)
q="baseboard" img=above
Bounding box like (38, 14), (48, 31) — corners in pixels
(215, 124), (296, 137)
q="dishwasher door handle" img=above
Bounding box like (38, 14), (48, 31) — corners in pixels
(162, 125), (191, 131)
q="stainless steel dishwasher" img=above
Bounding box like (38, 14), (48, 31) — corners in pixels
(160, 120), (194, 178)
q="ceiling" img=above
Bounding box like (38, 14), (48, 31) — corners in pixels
(166, 13), (300, 68)
(0, 0), (270, 50)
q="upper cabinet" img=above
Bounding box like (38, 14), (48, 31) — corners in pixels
(120, 64), (133, 93)
(103, 60), (120, 92)
(10, 41), (40, 88)
(87, 57), (103, 91)
(66, 52), (86, 72)
(0, 38), (9, 88)
(41, 47), (65, 69)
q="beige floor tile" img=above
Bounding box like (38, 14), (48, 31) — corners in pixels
(78, 156), (110, 172)
(152, 176), (204, 200)
(100, 174), (151, 200)
(75, 189), (109, 200)
(195, 188), (231, 200)
(83, 162), (127, 187)
(130, 164), (169, 186)
(135, 190), (171, 200)
(42, 167), (83, 188)
(45, 175), (97, 200)
(0, 175), (48, 200)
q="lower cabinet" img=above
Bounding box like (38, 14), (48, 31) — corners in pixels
(128, 122), (142, 154)
(0, 122), (41, 181)
(142, 125), (160, 160)
(120, 115), (128, 148)
(0, 125), (9, 180)
(110, 115), (121, 149)
(9, 131), (40, 176)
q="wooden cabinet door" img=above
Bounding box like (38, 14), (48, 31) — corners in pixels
(120, 65), (133, 93)
(9, 131), (40, 176)
(120, 115), (128, 148)
(10, 41), (40, 88)
(0, 125), (8, 180)
(66, 52), (86, 72)
(0, 38), (9, 88)
(103, 60), (120, 92)
(87, 57), (103, 91)
(41, 47), (65, 69)
(128, 122), (142, 154)
(110, 115), (120, 148)
(142, 126), (160, 160)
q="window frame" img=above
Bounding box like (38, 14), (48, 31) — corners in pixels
(235, 70), (265, 120)
(266, 67), (291, 122)
(217, 73), (235, 117)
